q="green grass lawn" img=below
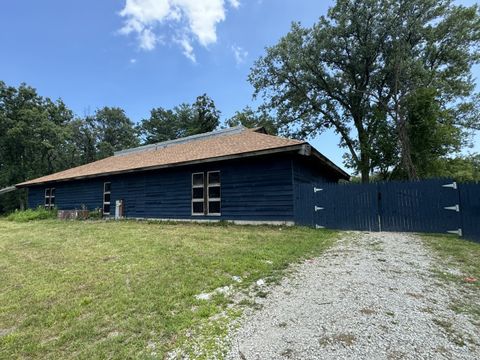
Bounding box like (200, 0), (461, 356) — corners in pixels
(0, 220), (336, 359)
(421, 234), (480, 321)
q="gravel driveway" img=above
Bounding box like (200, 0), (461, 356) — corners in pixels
(226, 232), (480, 360)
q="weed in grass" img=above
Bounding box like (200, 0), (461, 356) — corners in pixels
(255, 290), (269, 298)
(368, 241), (384, 252)
(450, 302), (480, 321)
(432, 318), (466, 347)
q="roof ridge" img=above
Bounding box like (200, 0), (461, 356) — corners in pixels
(250, 129), (306, 144)
(114, 125), (246, 157)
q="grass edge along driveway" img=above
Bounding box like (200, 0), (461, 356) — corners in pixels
(421, 234), (480, 325)
(0, 220), (337, 359)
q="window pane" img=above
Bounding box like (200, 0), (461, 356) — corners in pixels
(104, 193), (111, 203)
(45, 188), (50, 197)
(50, 188), (55, 197)
(192, 201), (204, 214)
(50, 197), (55, 205)
(208, 186), (220, 199)
(208, 171), (220, 185)
(192, 187), (204, 199)
(208, 201), (221, 214)
(192, 173), (204, 187)
(103, 204), (110, 214)
(104, 182), (111, 192)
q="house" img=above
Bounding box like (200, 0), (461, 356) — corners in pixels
(16, 126), (349, 225)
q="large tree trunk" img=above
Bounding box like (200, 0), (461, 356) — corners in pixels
(357, 123), (371, 183)
(397, 115), (418, 180)
(392, 59), (418, 180)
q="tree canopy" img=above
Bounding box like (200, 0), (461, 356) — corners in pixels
(138, 94), (220, 144)
(249, 0), (480, 182)
(225, 106), (279, 135)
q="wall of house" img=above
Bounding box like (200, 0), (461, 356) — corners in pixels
(27, 154), (300, 223)
(292, 157), (340, 226)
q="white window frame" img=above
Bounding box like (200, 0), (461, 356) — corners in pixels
(103, 182), (111, 216)
(44, 188), (55, 209)
(191, 173), (205, 216)
(207, 171), (221, 216)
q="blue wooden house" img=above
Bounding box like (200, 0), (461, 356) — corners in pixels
(16, 126), (348, 224)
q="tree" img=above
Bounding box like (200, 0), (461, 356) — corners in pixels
(189, 94), (221, 135)
(137, 107), (180, 144)
(138, 94), (220, 145)
(249, 0), (480, 182)
(89, 107), (139, 159)
(225, 106), (278, 135)
(0, 82), (75, 212)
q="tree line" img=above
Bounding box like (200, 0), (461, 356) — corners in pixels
(0, 82), (276, 213)
(1, 0), (480, 213)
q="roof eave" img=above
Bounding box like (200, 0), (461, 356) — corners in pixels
(307, 146), (350, 180)
(16, 144), (306, 188)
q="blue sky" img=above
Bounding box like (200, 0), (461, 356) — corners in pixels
(0, 0), (478, 171)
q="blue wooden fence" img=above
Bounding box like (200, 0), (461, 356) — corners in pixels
(306, 179), (480, 243)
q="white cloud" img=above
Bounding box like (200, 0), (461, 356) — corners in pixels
(129, 58), (137, 64)
(175, 36), (196, 63)
(138, 28), (157, 50)
(119, 0), (240, 61)
(228, 0), (241, 9)
(232, 45), (248, 65)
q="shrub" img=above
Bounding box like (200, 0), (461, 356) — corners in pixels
(6, 207), (57, 222)
(87, 208), (102, 220)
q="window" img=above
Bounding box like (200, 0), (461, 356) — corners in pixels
(191, 173), (205, 215)
(207, 171), (221, 215)
(103, 182), (111, 216)
(44, 188), (55, 209)
(191, 171), (221, 216)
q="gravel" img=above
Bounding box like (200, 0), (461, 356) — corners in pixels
(226, 232), (480, 360)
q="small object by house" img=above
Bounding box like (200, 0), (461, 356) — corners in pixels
(15, 126), (348, 224)
(57, 210), (89, 220)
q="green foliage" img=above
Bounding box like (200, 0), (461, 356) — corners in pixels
(0, 82), (75, 212)
(428, 155), (480, 182)
(225, 106), (278, 135)
(6, 207), (57, 222)
(86, 208), (102, 220)
(249, 0), (480, 182)
(138, 94), (220, 144)
(88, 107), (139, 159)
(0, 82), (141, 213)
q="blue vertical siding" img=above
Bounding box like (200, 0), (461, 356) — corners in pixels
(28, 178), (105, 211)
(292, 158), (336, 226)
(27, 155), (297, 222)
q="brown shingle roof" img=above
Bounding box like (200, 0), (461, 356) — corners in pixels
(17, 128), (307, 187)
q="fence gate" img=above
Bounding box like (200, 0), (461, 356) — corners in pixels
(313, 179), (464, 236)
(314, 182), (379, 231)
(378, 179), (461, 235)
